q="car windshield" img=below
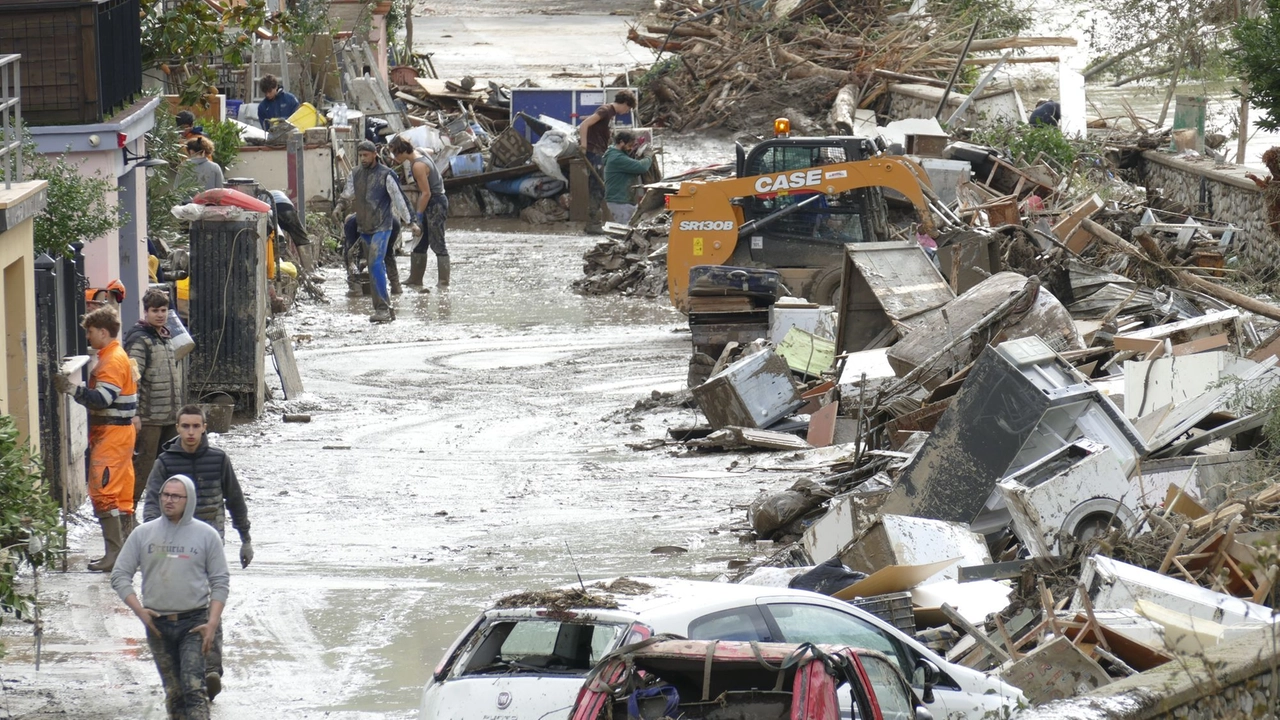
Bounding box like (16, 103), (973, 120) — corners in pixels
(457, 618), (626, 677)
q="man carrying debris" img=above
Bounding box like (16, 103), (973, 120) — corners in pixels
(603, 130), (652, 225)
(577, 90), (637, 235)
(112, 473), (229, 719)
(52, 307), (137, 572)
(124, 289), (183, 519)
(389, 136), (450, 289)
(256, 74), (300, 131)
(142, 404), (252, 702)
(336, 140), (413, 323)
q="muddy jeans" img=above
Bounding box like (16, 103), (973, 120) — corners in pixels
(146, 609), (209, 720)
(586, 151), (605, 227)
(362, 229), (392, 305)
(412, 198), (449, 256)
(133, 424), (178, 504)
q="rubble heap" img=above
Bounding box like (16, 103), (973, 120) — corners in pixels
(625, 0), (1074, 132)
(618, 115), (1280, 708)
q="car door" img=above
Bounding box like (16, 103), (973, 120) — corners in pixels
(757, 600), (960, 719)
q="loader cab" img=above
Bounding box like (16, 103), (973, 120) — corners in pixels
(734, 137), (891, 269)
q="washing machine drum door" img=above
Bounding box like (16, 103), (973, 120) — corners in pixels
(1059, 498), (1138, 552)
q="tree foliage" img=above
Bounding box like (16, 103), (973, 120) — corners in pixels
(0, 415), (64, 629)
(26, 143), (127, 258)
(144, 104), (200, 250)
(1230, 0), (1280, 131)
(1081, 0), (1238, 84)
(142, 0), (280, 105)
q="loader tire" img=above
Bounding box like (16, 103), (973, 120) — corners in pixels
(809, 267), (843, 307)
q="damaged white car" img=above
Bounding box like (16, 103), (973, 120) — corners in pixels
(419, 577), (1023, 719)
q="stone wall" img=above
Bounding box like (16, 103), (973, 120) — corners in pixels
(1138, 151), (1277, 270)
(1013, 627), (1280, 719)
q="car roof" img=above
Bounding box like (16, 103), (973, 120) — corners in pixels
(489, 576), (839, 620)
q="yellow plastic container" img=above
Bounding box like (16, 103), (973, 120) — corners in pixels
(176, 276), (190, 301)
(287, 102), (325, 130)
(278, 260), (297, 278)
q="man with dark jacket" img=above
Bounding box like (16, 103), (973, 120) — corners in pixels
(143, 405), (251, 702)
(336, 140), (412, 322)
(125, 289), (183, 518)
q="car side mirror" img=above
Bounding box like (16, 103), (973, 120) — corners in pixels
(914, 704), (935, 720)
(914, 658), (939, 704)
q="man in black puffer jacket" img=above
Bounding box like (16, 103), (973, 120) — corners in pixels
(142, 404), (251, 703)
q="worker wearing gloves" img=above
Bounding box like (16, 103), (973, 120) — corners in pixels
(53, 307), (137, 572)
(336, 140), (413, 323)
(389, 136), (450, 289)
(602, 130), (653, 225)
(142, 404), (252, 702)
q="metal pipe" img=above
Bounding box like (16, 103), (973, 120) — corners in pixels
(935, 20), (980, 120)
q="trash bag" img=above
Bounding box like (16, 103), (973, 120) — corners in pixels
(749, 479), (830, 538)
(531, 129), (573, 183)
(788, 556), (867, 596)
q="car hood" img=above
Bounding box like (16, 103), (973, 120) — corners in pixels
(421, 673), (583, 720)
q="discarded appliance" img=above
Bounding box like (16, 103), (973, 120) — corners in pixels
(1075, 555), (1278, 641)
(835, 241), (953, 355)
(880, 337), (1147, 526)
(691, 348), (804, 430)
(997, 440), (1136, 558)
(839, 514), (991, 583)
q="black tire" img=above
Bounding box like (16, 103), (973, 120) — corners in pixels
(809, 267), (843, 307)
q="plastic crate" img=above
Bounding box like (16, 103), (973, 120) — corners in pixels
(847, 591), (915, 636)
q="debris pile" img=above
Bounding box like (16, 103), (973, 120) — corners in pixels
(614, 98), (1280, 710)
(625, 0), (1075, 132)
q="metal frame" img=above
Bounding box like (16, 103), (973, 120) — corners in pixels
(0, 54), (22, 189)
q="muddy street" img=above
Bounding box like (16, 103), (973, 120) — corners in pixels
(0, 224), (789, 719)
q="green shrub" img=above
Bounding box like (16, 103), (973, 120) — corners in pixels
(204, 119), (244, 172)
(0, 415), (64, 628)
(26, 141), (127, 258)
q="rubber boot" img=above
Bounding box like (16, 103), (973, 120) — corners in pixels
(388, 256), (403, 296)
(120, 513), (135, 542)
(88, 514), (123, 572)
(437, 256), (451, 288)
(346, 278), (363, 298)
(405, 254), (427, 287)
(369, 294), (395, 324)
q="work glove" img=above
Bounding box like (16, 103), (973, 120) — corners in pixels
(239, 536), (254, 568)
(52, 373), (75, 395)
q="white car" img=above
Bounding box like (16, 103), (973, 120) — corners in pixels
(420, 577), (1024, 719)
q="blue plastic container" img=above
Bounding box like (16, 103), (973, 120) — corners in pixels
(226, 99), (243, 119)
(450, 153), (485, 177)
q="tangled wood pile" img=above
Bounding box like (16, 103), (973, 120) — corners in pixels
(626, 0), (1074, 132)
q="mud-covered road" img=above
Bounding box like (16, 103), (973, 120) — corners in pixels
(0, 219), (795, 718)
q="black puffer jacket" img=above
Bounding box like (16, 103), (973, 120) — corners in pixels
(143, 435), (250, 540)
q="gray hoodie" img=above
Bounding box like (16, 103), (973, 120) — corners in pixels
(111, 474), (231, 613)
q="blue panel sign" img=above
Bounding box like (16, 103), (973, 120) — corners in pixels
(510, 88), (639, 141)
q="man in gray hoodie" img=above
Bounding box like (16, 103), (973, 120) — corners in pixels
(112, 474), (229, 720)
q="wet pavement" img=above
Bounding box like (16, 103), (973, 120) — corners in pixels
(0, 224), (791, 719)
